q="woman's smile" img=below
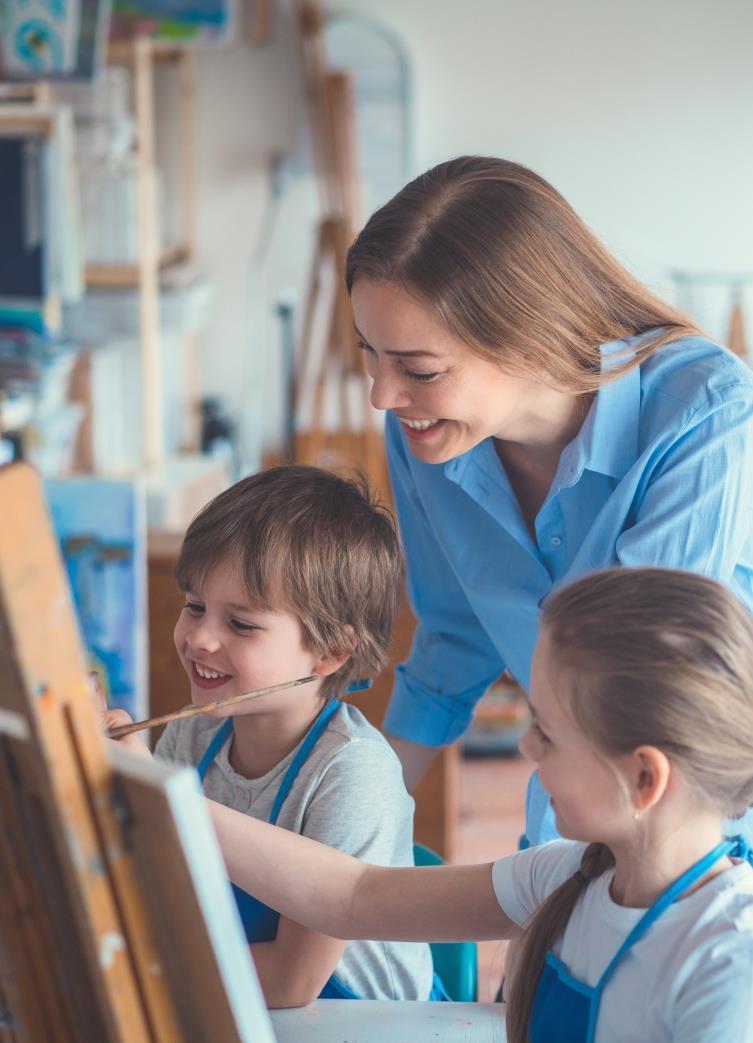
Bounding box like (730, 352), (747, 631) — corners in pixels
(396, 415), (448, 442)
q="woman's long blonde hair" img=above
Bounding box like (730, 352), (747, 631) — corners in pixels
(506, 567), (753, 1043)
(346, 157), (701, 392)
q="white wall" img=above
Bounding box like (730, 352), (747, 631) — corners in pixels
(180, 0), (753, 461)
(337, 0), (752, 284)
(157, 5), (312, 469)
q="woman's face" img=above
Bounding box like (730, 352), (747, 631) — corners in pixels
(351, 278), (551, 464)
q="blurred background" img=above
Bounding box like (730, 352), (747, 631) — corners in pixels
(1, 0), (750, 998)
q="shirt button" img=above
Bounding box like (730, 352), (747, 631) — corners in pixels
(234, 784), (246, 802)
(550, 536), (562, 546)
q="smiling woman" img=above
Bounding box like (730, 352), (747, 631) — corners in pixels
(343, 155), (753, 851)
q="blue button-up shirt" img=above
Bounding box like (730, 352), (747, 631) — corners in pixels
(384, 334), (753, 845)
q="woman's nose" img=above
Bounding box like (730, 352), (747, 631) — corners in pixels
(369, 369), (411, 412)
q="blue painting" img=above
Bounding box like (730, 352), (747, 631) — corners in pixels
(0, 0), (111, 79)
(111, 0), (233, 41)
(46, 476), (147, 720)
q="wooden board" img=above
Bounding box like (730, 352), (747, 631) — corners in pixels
(0, 462), (161, 1041)
(0, 462), (273, 1041)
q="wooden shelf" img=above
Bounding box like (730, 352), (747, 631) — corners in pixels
(85, 243), (192, 288)
(107, 40), (192, 65)
(0, 104), (56, 137)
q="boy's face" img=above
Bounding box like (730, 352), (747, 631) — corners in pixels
(173, 558), (324, 716)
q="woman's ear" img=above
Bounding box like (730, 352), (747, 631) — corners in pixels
(312, 625), (356, 678)
(630, 745), (671, 816)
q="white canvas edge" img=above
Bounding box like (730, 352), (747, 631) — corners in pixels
(110, 746), (277, 1043)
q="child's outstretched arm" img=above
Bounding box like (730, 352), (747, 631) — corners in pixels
(209, 800), (518, 943)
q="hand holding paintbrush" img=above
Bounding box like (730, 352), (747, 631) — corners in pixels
(106, 673), (319, 739)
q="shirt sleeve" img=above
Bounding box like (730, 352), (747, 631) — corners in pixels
(384, 413), (505, 746)
(491, 840), (586, 925)
(300, 738), (416, 865)
(617, 385), (753, 579)
(671, 936), (753, 1042)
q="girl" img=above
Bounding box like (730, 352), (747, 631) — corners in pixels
(345, 155), (753, 849)
(209, 568), (753, 1041)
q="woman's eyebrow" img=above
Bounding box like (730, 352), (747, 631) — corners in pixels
(353, 324), (441, 360)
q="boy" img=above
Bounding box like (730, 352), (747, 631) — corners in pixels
(106, 466), (434, 1008)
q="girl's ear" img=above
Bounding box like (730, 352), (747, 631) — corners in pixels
(312, 625), (356, 678)
(631, 745), (671, 815)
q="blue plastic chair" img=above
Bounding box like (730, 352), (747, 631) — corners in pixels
(413, 842), (478, 1001)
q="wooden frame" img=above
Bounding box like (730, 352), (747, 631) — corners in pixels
(0, 461), (274, 1041)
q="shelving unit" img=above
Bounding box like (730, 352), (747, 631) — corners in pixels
(84, 38), (198, 471)
(88, 40), (197, 290)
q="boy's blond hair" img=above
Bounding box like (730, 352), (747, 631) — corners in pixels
(175, 466), (402, 698)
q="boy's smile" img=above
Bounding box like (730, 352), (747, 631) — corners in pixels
(189, 659), (233, 690)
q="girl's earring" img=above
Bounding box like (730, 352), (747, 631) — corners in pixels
(633, 808), (642, 822)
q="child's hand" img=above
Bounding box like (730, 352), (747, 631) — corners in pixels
(104, 708), (153, 760)
(90, 672), (152, 760)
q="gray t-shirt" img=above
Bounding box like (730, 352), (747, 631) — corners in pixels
(155, 702), (434, 1000)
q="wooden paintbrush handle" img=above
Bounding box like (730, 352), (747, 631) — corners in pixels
(107, 674), (318, 739)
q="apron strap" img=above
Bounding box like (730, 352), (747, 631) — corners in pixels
(196, 699), (343, 820)
(197, 717), (234, 780)
(269, 698), (341, 824)
(596, 835), (742, 993)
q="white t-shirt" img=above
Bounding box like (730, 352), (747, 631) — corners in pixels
(492, 840), (753, 1043)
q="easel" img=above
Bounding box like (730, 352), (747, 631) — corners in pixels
(0, 462), (273, 1042)
(290, 2), (459, 860)
(290, 2), (389, 501)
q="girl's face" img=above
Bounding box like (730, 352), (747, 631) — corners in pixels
(173, 558), (324, 716)
(520, 630), (632, 844)
(351, 278), (573, 465)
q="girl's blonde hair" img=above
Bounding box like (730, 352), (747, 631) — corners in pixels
(346, 156), (700, 392)
(507, 567), (753, 1043)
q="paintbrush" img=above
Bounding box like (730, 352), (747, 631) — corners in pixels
(106, 674), (318, 739)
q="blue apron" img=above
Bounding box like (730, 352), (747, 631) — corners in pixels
(198, 697), (448, 1001)
(529, 834), (753, 1043)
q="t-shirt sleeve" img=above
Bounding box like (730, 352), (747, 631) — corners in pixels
(491, 840), (586, 925)
(671, 935), (753, 1042)
(300, 738), (416, 863)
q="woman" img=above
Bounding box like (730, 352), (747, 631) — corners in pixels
(345, 155), (753, 847)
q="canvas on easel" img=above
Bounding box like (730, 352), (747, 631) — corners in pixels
(0, 460), (275, 1042)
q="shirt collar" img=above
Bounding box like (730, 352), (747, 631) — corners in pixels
(560, 337), (641, 482)
(444, 335), (643, 486)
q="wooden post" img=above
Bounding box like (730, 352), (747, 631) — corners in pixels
(134, 38), (164, 471)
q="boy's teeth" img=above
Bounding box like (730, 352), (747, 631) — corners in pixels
(403, 418), (440, 431)
(195, 664), (226, 680)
